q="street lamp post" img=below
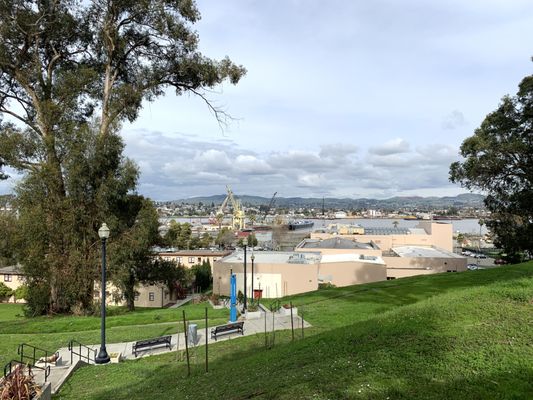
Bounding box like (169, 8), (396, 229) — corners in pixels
(95, 223), (110, 364)
(251, 253), (255, 303)
(243, 238), (247, 311)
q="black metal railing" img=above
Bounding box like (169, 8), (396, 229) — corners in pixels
(3, 359), (50, 382)
(17, 343), (57, 377)
(68, 340), (96, 364)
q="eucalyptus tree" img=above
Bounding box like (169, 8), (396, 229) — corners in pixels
(450, 68), (533, 259)
(0, 0), (245, 313)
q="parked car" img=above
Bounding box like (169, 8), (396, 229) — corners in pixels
(494, 258), (508, 265)
(467, 264), (479, 270)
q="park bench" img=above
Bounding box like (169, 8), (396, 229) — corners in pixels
(133, 335), (172, 357)
(210, 321), (244, 341)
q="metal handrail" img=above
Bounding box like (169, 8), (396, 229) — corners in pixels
(3, 360), (50, 382)
(68, 340), (96, 364)
(17, 343), (57, 378)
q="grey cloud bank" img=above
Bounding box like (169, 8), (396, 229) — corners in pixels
(122, 130), (465, 200)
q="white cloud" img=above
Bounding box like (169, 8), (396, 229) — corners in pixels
(369, 138), (410, 156)
(442, 110), (467, 130)
(297, 174), (325, 188)
(234, 155), (272, 174)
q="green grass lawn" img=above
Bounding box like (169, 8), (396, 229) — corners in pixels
(0, 303), (25, 321)
(54, 262), (533, 400)
(0, 302), (227, 367)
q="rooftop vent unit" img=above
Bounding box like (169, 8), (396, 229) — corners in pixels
(287, 253), (307, 264)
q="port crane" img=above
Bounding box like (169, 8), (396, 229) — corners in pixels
(216, 185), (246, 230)
(261, 192), (277, 222)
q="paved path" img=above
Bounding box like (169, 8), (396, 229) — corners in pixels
(32, 309), (311, 394)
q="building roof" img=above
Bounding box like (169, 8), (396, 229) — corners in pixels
(363, 227), (412, 235)
(298, 237), (375, 250)
(220, 251), (321, 265)
(392, 246), (463, 258)
(0, 265), (24, 275)
(320, 254), (385, 265)
(158, 250), (232, 257)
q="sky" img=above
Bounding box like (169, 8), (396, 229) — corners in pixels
(2, 0), (533, 200)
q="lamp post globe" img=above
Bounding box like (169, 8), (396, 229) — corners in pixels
(95, 222), (111, 364)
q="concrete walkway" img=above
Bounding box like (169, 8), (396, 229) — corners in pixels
(32, 309), (311, 394)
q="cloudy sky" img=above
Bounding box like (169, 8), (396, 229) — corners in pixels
(2, 0), (533, 200)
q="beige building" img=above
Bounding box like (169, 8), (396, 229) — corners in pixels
(158, 249), (231, 270)
(212, 222), (466, 298)
(213, 250), (387, 299)
(384, 246), (467, 279)
(93, 281), (174, 308)
(312, 221), (453, 252)
(0, 265), (26, 303)
(300, 225), (466, 280)
(296, 237), (382, 257)
(95, 249), (232, 308)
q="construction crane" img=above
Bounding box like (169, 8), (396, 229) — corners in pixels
(216, 185), (246, 230)
(261, 192), (277, 222)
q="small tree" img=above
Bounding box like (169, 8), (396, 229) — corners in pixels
(247, 234), (258, 247)
(14, 285), (29, 301)
(200, 233), (212, 248)
(215, 228), (234, 249)
(0, 282), (12, 301)
(191, 260), (212, 292)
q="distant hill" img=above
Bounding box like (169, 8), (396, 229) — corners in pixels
(162, 193), (485, 209)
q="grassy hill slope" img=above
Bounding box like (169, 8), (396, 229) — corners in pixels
(56, 263), (533, 400)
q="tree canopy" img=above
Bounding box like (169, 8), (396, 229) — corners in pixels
(0, 0), (245, 314)
(450, 69), (533, 258)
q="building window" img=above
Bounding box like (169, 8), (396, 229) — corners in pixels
(149, 292), (155, 301)
(446, 270), (457, 273)
(386, 277), (396, 280)
(176, 257), (182, 264)
(188, 257), (195, 263)
(4, 274), (11, 282)
(197, 257), (202, 263)
(134, 293), (139, 301)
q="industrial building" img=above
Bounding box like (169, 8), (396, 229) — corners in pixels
(213, 221), (466, 298)
(213, 250), (387, 299)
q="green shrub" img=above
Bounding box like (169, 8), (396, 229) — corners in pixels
(318, 282), (336, 289)
(0, 282), (13, 300)
(24, 282), (50, 316)
(191, 261), (212, 292)
(14, 284), (29, 301)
